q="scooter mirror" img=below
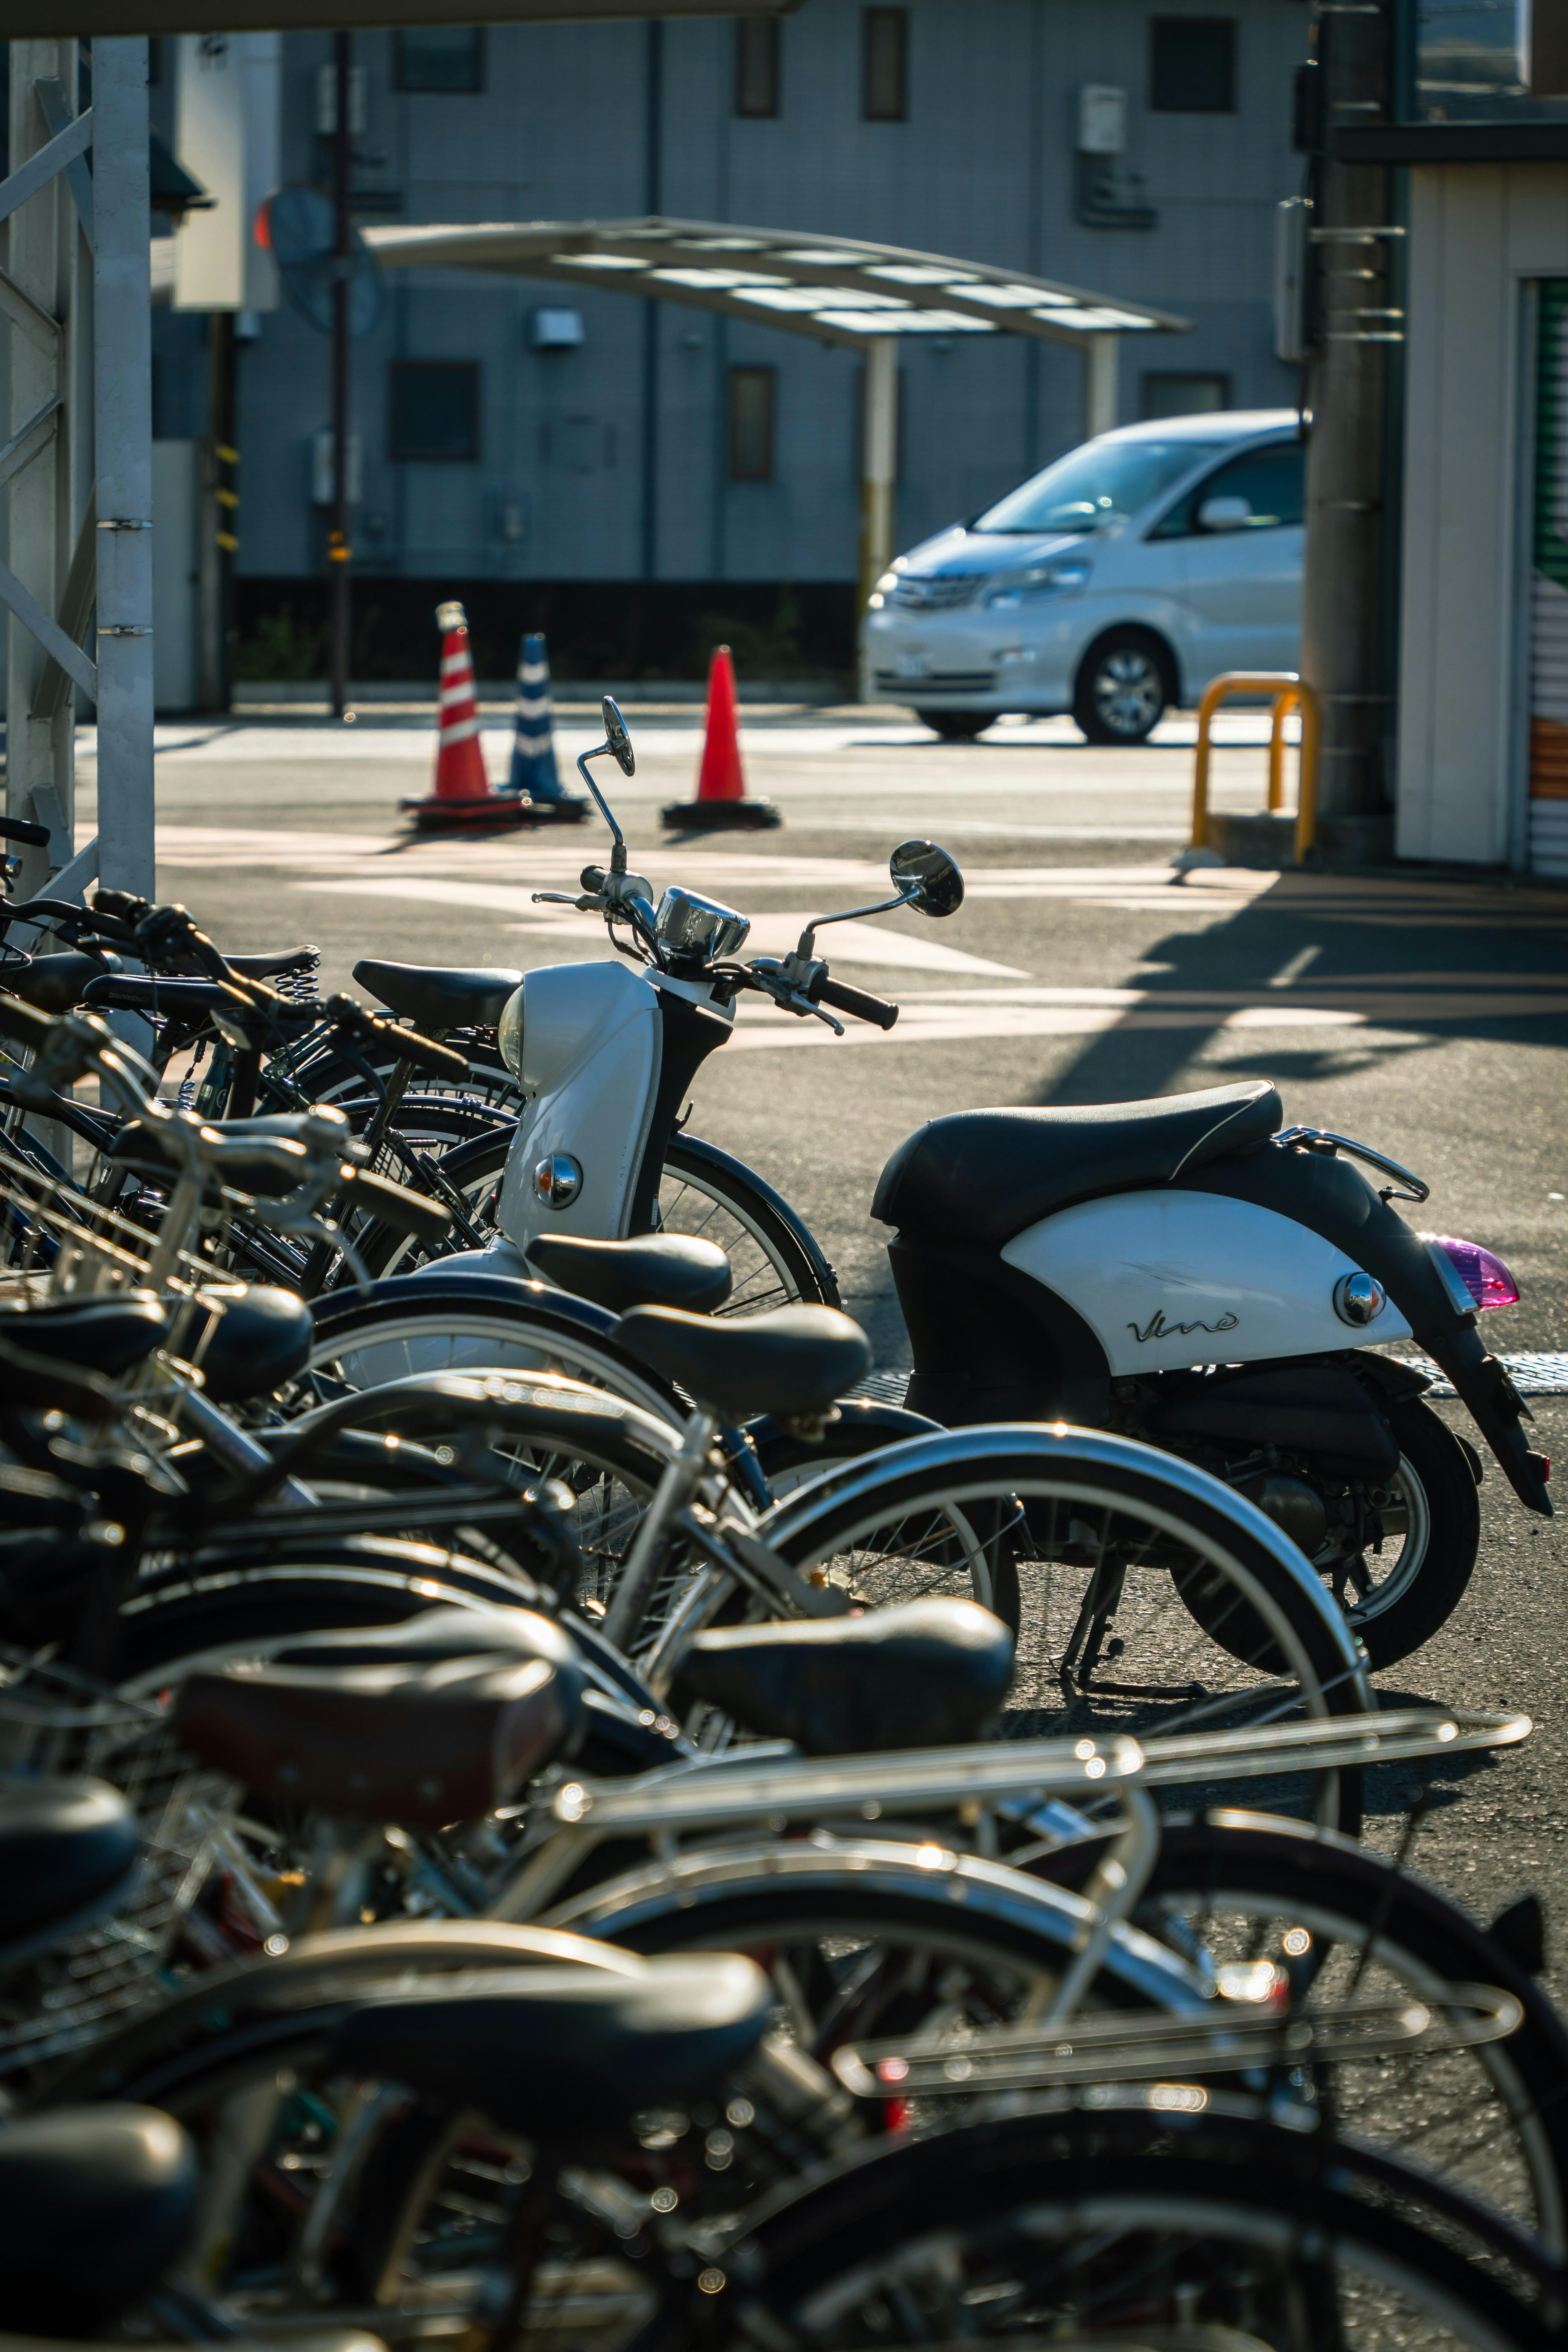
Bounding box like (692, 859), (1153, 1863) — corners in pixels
(890, 838), (964, 918)
(601, 695), (636, 777)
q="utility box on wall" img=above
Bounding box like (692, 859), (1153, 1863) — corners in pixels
(153, 442), (201, 713)
(173, 34), (281, 313)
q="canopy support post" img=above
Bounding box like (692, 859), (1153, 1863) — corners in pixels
(1085, 331), (1118, 439)
(857, 333), (897, 704)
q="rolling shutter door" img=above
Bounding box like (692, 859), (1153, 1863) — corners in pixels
(1530, 281), (1568, 877)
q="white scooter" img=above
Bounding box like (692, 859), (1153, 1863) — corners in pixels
(457, 699), (1551, 1667)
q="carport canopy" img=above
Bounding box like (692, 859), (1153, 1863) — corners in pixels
(365, 214), (1188, 626)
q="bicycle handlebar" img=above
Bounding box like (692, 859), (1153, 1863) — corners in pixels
(339, 1161), (454, 1241)
(322, 993), (470, 1082)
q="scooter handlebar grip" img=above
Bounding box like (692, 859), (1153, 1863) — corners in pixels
(341, 1164), (453, 1242)
(816, 976), (899, 1031)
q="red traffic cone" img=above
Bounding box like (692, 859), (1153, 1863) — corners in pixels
(661, 644), (781, 831)
(403, 601), (541, 831)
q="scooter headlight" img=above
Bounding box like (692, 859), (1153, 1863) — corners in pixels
(497, 983), (525, 1078)
(654, 886), (750, 967)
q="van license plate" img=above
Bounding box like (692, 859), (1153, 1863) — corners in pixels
(893, 652), (930, 679)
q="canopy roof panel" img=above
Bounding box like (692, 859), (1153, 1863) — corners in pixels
(363, 216), (1187, 349)
(48, 1), (793, 31)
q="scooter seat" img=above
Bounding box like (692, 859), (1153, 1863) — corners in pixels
(331, 1953), (771, 2136)
(0, 1778), (141, 1960)
(673, 1595), (1014, 1753)
(174, 1652), (579, 1829)
(0, 2106), (198, 2334)
(353, 959), (523, 1032)
(528, 1232), (732, 1317)
(872, 1080), (1283, 1245)
(613, 1303), (871, 1421)
(3, 951), (119, 1015)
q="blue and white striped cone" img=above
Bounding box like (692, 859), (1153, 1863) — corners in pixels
(508, 632), (576, 803)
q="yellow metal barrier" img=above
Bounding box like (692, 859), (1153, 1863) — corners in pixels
(1189, 671), (1322, 863)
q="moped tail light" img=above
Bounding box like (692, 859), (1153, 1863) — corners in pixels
(1426, 1234), (1521, 1312)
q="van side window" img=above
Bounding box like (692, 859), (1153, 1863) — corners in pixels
(1148, 441), (1305, 538)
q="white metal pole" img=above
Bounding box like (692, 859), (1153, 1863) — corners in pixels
(857, 332), (897, 704)
(5, 40), (78, 904)
(92, 37), (154, 903)
(1084, 331), (1118, 439)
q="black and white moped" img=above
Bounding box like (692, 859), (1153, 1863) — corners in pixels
(461, 699), (1550, 1667)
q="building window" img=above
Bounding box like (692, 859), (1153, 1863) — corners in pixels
(1150, 18), (1236, 113)
(1141, 371), (1232, 419)
(735, 17), (781, 117)
(393, 28), (485, 94)
(389, 361), (481, 461)
(862, 7), (909, 121)
(727, 365), (776, 483)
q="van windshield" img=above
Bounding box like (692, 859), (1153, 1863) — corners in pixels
(972, 438), (1227, 535)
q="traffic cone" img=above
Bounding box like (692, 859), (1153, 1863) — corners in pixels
(403, 601), (546, 831)
(661, 644), (781, 832)
(506, 632), (586, 817)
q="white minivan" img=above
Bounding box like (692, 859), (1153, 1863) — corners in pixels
(864, 410), (1304, 745)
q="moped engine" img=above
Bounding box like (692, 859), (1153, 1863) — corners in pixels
(1234, 1469), (1329, 1558)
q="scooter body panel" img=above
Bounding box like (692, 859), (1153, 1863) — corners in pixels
(497, 960), (662, 1250)
(1000, 1189), (1413, 1376)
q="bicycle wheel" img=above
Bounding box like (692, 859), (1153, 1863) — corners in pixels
(681, 2097), (1561, 2352)
(765, 1427), (1370, 1828)
(657, 1138), (841, 1314)
(298, 1281), (681, 1426)
(1125, 1811), (1568, 2255)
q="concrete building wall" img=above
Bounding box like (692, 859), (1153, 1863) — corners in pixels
(185, 0), (1310, 590)
(1397, 161), (1568, 868)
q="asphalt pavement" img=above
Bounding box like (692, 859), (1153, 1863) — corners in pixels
(79, 701), (1568, 2000)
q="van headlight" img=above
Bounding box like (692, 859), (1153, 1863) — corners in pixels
(982, 558), (1091, 609)
(497, 983), (525, 1077)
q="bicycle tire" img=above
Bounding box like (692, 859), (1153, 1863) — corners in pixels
(1135, 1809), (1568, 2254)
(764, 1427), (1371, 1830)
(672, 2097), (1561, 2352)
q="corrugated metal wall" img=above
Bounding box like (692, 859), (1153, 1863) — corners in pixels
(1531, 280), (1568, 877)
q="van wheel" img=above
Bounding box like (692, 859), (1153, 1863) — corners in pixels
(1072, 630), (1174, 746)
(914, 708), (992, 742)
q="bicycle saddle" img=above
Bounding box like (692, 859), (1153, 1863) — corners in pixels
(184, 1284), (316, 1402)
(528, 1232), (732, 1317)
(332, 1953), (771, 2135)
(175, 1650), (582, 1829)
(0, 2105), (197, 2333)
(271, 1601), (583, 1674)
(354, 958), (523, 1032)
(872, 1080), (1283, 1245)
(107, 1118), (310, 1199)
(0, 1291), (170, 1376)
(193, 944), (318, 982)
(83, 973), (235, 1015)
(673, 1596), (1016, 1754)
(612, 1303), (872, 1421)
(0, 1777), (140, 1965)
(2, 949), (119, 1015)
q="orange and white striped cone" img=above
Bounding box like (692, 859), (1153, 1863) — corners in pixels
(403, 600), (534, 831)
